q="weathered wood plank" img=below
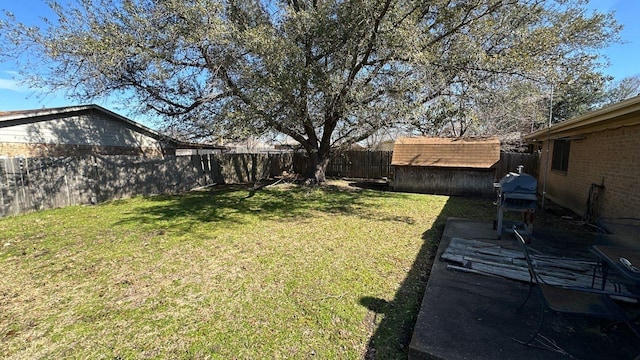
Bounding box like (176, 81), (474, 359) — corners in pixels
(441, 237), (629, 292)
(446, 264), (507, 279)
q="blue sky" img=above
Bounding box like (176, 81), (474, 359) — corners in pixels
(1, 0), (639, 128)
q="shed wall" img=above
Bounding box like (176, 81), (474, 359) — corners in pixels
(392, 166), (496, 197)
(540, 123), (640, 219)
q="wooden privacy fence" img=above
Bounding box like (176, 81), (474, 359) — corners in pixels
(0, 150), (539, 217)
(495, 152), (540, 180)
(327, 150), (392, 178)
(292, 150), (393, 179)
(312, 150), (536, 181)
(308, 150), (537, 181)
(0, 153), (294, 218)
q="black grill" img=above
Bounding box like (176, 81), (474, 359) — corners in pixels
(494, 166), (537, 239)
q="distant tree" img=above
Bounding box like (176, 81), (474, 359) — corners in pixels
(408, 71), (612, 137)
(603, 74), (640, 105)
(530, 73), (640, 128)
(548, 72), (610, 124)
(0, 0), (619, 182)
(472, 79), (547, 136)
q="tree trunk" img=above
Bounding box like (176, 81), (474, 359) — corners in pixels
(304, 111), (335, 183)
(313, 157), (330, 183)
(307, 150), (330, 183)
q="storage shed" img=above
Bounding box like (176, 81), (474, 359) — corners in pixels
(0, 104), (217, 158)
(391, 137), (500, 197)
(524, 95), (640, 220)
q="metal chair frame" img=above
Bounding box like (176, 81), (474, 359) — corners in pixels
(513, 228), (639, 349)
(591, 217), (640, 294)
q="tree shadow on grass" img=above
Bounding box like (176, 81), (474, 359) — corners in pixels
(111, 183), (495, 358)
(360, 196), (495, 359)
(112, 183), (405, 234)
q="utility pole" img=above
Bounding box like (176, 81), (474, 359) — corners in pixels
(541, 84), (553, 211)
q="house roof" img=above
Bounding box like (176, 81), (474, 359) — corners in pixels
(524, 95), (640, 142)
(0, 104), (223, 150)
(391, 136), (500, 168)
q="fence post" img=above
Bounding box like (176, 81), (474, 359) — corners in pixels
(0, 157), (5, 217)
(9, 158), (21, 215)
(91, 155), (99, 204)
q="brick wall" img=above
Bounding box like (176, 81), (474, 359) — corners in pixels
(540, 124), (640, 219)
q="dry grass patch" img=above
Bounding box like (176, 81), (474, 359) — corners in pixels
(0, 181), (494, 359)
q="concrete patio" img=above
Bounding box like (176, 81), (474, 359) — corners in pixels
(409, 217), (640, 360)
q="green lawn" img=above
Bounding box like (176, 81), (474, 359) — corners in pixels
(0, 181), (494, 359)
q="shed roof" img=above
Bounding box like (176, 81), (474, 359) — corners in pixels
(391, 136), (500, 168)
(524, 94), (640, 142)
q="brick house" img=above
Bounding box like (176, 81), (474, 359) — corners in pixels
(391, 136), (500, 197)
(524, 95), (640, 220)
(0, 104), (218, 158)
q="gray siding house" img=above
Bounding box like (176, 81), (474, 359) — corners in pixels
(0, 104), (214, 158)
